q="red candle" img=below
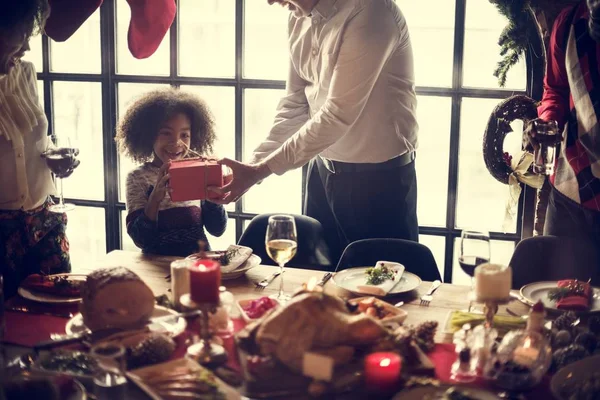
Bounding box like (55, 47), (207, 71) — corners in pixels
(189, 259), (221, 304)
(364, 352), (402, 393)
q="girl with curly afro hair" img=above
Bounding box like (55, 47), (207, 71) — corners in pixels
(116, 88), (227, 256)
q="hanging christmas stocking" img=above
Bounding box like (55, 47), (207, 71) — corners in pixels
(45, 0), (104, 42)
(127, 0), (176, 59)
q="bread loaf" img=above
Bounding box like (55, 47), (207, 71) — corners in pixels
(80, 267), (155, 331)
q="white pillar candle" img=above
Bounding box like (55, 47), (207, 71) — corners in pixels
(474, 263), (512, 301)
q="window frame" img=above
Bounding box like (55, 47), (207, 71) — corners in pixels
(34, 0), (538, 282)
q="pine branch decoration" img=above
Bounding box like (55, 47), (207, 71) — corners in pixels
(489, 0), (582, 87)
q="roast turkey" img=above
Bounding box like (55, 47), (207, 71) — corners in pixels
(80, 267), (155, 331)
(251, 291), (388, 373)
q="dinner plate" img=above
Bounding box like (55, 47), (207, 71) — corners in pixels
(18, 273), (86, 304)
(221, 254), (262, 280)
(332, 267), (422, 296)
(65, 305), (187, 338)
(393, 385), (500, 400)
(520, 281), (600, 314)
(187, 245), (260, 279)
(550, 354), (600, 400)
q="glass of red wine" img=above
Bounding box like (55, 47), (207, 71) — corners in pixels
(459, 230), (490, 311)
(43, 135), (79, 213)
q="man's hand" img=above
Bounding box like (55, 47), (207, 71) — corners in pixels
(523, 118), (562, 152)
(207, 158), (272, 204)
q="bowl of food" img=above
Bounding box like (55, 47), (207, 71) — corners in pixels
(236, 297), (280, 323)
(31, 350), (98, 387)
(345, 296), (408, 324)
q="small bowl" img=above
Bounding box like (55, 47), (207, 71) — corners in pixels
(347, 296), (408, 324)
(236, 297), (280, 323)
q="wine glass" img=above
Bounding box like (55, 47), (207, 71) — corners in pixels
(265, 215), (297, 302)
(459, 230), (491, 311)
(44, 134), (79, 213)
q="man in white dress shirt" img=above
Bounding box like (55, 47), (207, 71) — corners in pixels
(210, 0), (418, 262)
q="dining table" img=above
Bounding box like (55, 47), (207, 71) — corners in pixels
(3, 250), (541, 399)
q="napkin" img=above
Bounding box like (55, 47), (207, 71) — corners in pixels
(555, 280), (592, 311)
(220, 245), (253, 273)
(356, 261), (405, 296)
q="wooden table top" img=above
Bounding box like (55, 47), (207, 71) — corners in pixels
(82, 250), (531, 343)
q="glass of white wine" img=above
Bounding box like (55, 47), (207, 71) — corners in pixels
(265, 215), (297, 302)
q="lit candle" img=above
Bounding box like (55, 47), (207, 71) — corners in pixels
(364, 352), (402, 393)
(513, 337), (539, 368)
(189, 259), (221, 304)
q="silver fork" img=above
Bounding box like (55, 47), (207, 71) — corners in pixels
(255, 271), (283, 290)
(420, 280), (442, 306)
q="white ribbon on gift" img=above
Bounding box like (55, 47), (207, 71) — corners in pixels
(503, 152), (545, 233)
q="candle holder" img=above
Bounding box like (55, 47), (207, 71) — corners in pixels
(180, 294), (228, 367)
(468, 293), (512, 330)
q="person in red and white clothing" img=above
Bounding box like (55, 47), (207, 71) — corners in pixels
(532, 0), (600, 250)
(0, 0), (80, 298)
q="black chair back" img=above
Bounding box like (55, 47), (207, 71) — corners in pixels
(237, 213), (333, 271)
(335, 238), (441, 281)
(510, 236), (600, 288)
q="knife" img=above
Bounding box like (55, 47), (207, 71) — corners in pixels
(317, 272), (332, 287)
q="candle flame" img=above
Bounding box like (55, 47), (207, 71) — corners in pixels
(523, 337), (532, 348)
(306, 277), (318, 291)
(380, 358), (391, 367)
(198, 264), (207, 271)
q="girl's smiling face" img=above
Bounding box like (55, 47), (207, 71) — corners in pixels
(153, 113), (191, 165)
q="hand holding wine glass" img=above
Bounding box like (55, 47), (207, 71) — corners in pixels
(265, 215), (297, 302)
(42, 134), (80, 213)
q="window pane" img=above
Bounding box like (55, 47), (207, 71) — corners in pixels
(180, 85), (236, 212)
(243, 89), (302, 214)
(456, 97), (522, 233)
(244, 0), (288, 80)
(120, 210), (139, 252)
(117, 83), (170, 202)
(50, 10), (100, 73)
(115, 0), (170, 75)
(67, 206), (106, 268)
(416, 95), (451, 227)
(23, 35), (43, 72)
(396, 0), (454, 87)
(207, 218), (236, 251)
(121, 210), (236, 252)
(178, 0), (235, 78)
(419, 234), (446, 280)
(463, 0), (526, 90)
(52, 81), (104, 201)
(452, 238), (515, 285)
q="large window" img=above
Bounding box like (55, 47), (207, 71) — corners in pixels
(28, 0), (529, 283)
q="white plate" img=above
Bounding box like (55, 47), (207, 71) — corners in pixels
(393, 385), (500, 400)
(332, 267), (422, 296)
(65, 305), (186, 337)
(222, 254), (261, 280)
(187, 245), (260, 280)
(18, 274), (86, 304)
(520, 281), (600, 313)
(18, 287), (81, 304)
(550, 355), (600, 400)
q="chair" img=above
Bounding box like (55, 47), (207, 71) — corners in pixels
(237, 213), (333, 271)
(510, 236), (600, 289)
(335, 238), (442, 282)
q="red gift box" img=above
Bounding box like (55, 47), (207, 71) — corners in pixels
(169, 158), (223, 201)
